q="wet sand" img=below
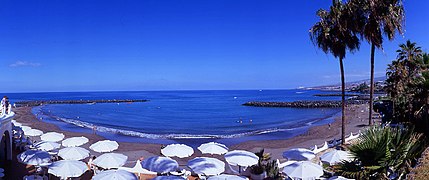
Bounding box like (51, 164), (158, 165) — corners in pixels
(11, 104), (376, 178)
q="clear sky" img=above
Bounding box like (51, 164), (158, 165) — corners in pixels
(0, 0), (428, 92)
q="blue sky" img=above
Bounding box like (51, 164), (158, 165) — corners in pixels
(0, 0), (428, 92)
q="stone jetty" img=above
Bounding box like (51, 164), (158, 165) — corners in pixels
(243, 100), (367, 108)
(15, 99), (149, 107)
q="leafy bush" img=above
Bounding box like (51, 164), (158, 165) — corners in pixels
(336, 126), (425, 179)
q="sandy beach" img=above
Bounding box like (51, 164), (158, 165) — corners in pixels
(232, 104), (374, 160)
(11, 103), (375, 178)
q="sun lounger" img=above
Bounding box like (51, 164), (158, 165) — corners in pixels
(313, 142), (329, 154)
(276, 159), (297, 169)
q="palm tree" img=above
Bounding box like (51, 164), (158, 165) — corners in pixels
(310, 1), (360, 144)
(350, 0), (405, 126)
(385, 58), (407, 121)
(385, 41), (429, 134)
(394, 41), (423, 121)
(397, 40), (423, 68)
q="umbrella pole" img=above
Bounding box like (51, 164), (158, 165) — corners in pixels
(239, 165), (241, 173)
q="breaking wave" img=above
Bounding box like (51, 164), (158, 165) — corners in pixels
(35, 109), (300, 139)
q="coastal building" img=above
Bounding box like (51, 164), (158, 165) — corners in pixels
(0, 111), (14, 167)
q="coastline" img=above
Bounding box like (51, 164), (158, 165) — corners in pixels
(13, 103), (373, 163)
(14, 107), (161, 165)
(232, 104), (372, 160)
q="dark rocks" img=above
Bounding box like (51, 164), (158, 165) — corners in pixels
(243, 100), (367, 108)
(15, 99), (149, 107)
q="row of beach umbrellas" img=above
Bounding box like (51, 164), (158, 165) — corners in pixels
(280, 147), (353, 179)
(141, 150), (257, 176)
(160, 144), (352, 179)
(15, 122), (119, 152)
(282, 147), (352, 165)
(17, 149), (245, 179)
(13, 120), (353, 180)
(161, 142), (229, 158)
(17, 149), (137, 179)
(49, 160), (140, 180)
(13, 121), (133, 179)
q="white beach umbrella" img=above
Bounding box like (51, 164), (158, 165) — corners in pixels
(93, 169), (138, 180)
(33, 141), (61, 151)
(161, 144), (194, 158)
(24, 129), (43, 137)
(224, 150), (259, 167)
(17, 150), (51, 166)
(320, 150), (353, 165)
(282, 161), (323, 179)
(282, 148), (316, 161)
(58, 147), (90, 160)
(141, 156), (179, 174)
(41, 132), (65, 142)
(198, 142), (228, 155)
(48, 160), (88, 179)
(20, 125), (32, 132)
(188, 157), (225, 176)
(93, 153), (128, 169)
(118, 159), (157, 175)
(89, 140), (119, 153)
(62, 136), (89, 147)
(208, 174), (249, 180)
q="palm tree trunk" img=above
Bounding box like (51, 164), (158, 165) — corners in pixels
(369, 43), (375, 126)
(340, 57), (346, 145)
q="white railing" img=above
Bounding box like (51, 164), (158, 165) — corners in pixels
(0, 104), (12, 117)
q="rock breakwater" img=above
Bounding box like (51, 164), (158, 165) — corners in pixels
(15, 99), (149, 107)
(243, 100), (366, 108)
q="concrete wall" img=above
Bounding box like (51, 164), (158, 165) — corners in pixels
(0, 112), (14, 161)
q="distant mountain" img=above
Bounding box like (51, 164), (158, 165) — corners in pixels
(309, 76), (387, 91)
(342, 76), (387, 86)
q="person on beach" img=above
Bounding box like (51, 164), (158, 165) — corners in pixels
(88, 156), (96, 171)
(237, 117), (243, 124)
(92, 125), (97, 135)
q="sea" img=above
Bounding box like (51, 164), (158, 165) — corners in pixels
(7, 89), (342, 146)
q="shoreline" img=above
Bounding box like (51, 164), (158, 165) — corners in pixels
(232, 104), (373, 160)
(13, 103), (374, 163)
(33, 105), (340, 142)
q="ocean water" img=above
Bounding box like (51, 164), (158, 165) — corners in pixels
(8, 90), (341, 146)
